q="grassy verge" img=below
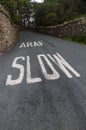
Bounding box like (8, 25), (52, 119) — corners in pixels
(65, 35), (86, 45)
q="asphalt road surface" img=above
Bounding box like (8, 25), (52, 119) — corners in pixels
(0, 31), (86, 130)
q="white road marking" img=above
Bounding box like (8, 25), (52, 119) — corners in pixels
(19, 43), (26, 48)
(34, 42), (40, 47)
(47, 53), (80, 78)
(6, 57), (25, 85)
(38, 54), (60, 80)
(26, 42), (33, 47)
(27, 56), (42, 84)
(19, 41), (43, 48)
(6, 52), (80, 86)
(38, 41), (43, 46)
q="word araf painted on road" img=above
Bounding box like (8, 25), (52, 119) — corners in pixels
(6, 53), (80, 86)
(19, 41), (43, 48)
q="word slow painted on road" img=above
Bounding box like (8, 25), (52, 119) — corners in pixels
(19, 41), (43, 48)
(6, 53), (80, 85)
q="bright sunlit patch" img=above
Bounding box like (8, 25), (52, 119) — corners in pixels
(31, 0), (44, 3)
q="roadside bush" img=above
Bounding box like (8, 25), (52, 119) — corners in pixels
(73, 35), (86, 43)
(67, 35), (86, 44)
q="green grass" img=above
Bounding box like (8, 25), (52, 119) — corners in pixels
(65, 35), (86, 45)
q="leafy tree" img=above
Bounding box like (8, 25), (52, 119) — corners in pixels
(0, 0), (31, 25)
(34, 1), (60, 26)
(1, 0), (86, 26)
(34, 0), (86, 27)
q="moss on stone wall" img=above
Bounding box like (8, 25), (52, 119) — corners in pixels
(37, 17), (86, 39)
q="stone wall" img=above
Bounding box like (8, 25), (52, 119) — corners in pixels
(0, 5), (18, 52)
(37, 17), (86, 38)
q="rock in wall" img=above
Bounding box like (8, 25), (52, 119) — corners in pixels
(37, 17), (86, 38)
(0, 5), (17, 52)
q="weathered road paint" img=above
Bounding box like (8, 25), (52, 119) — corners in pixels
(47, 53), (80, 78)
(6, 53), (80, 86)
(6, 57), (25, 85)
(19, 41), (43, 48)
(27, 56), (42, 84)
(38, 54), (60, 80)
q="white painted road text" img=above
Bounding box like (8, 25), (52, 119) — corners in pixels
(6, 52), (80, 85)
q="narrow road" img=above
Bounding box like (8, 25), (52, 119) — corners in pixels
(0, 31), (86, 130)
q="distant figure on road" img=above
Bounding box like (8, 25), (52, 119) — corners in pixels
(25, 18), (29, 27)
